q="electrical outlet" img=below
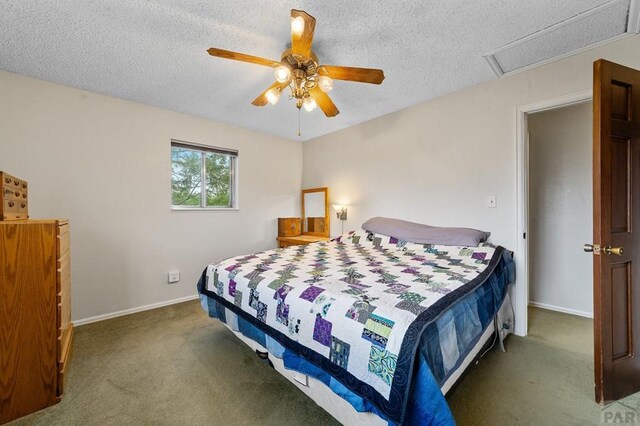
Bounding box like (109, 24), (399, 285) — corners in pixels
(168, 271), (180, 284)
(486, 196), (497, 208)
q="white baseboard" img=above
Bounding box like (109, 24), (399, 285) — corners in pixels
(73, 294), (200, 326)
(528, 301), (593, 319)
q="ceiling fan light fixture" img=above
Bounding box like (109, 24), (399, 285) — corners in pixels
(303, 96), (317, 112)
(266, 88), (281, 105)
(291, 16), (305, 38)
(318, 75), (333, 93)
(207, 9), (385, 122)
(274, 65), (291, 83)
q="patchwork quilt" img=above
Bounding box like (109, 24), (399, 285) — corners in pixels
(199, 229), (506, 424)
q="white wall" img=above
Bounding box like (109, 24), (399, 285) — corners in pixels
(528, 102), (593, 316)
(0, 70), (302, 322)
(302, 34), (640, 335)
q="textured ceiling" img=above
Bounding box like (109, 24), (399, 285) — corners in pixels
(0, 0), (620, 141)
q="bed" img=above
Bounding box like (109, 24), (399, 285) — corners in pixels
(197, 228), (515, 425)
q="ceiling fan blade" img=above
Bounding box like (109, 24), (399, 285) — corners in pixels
(290, 9), (316, 57)
(319, 65), (385, 84)
(252, 82), (287, 106)
(310, 86), (339, 117)
(207, 47), (280, 68)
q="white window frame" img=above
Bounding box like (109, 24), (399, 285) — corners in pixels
(170, 140), (239, 211)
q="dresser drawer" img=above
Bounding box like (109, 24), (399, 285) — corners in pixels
(57, 224), (70, 258)
(3, 186), (17, 199)
(17, 200), (28, 214)
(2, 173), (13, 186)
(57, 323), (74, 397)
(3, 198), (17, 213)
(1, 198), (27, 220)
(57, 253), (70, 296)
(57, 288), (71, 340)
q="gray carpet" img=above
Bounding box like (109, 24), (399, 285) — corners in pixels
(9, 302), (640, 425)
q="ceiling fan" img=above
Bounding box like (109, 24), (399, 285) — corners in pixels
(207, 9), (385, 118)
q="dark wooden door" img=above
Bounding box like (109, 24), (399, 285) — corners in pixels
(592, 59), (640, 403)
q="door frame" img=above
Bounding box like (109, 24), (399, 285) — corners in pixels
(514, 89), (593, 336)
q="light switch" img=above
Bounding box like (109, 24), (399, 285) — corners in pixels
(486, 196), (497, 208)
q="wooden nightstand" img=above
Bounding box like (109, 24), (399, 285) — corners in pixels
(277, 235), (330, 248)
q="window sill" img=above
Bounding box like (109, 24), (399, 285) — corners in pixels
(171, 207), (239, 212)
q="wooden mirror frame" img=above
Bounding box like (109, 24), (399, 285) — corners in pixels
(301, 187), (330, 237)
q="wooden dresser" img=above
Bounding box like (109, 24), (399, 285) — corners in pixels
(0, 220), (73, 424)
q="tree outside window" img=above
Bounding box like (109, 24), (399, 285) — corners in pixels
(171, 142), (237, 209)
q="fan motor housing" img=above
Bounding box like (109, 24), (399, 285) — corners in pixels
(281, 48), (319, 78)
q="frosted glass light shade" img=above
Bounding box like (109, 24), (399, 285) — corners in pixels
(291, 17), (305, 37)
(266, 88), (281, 105)
(303, 97), (317, 112)
(318, 75), (333, 93)
(274, 65), (291, 83)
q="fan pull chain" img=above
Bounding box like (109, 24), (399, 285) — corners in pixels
(298, 107), (301, 137)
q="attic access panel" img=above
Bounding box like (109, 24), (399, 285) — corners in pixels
(484, 0), (639, 76)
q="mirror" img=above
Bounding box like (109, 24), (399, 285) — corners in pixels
(302, 187), (330, 237)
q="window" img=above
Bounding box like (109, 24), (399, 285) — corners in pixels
(171, 140), (238, 210)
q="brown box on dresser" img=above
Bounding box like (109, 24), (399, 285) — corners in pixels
(278, 217), (302, 237)
(0, 172), (29, 221)
(307, 217), (327, 234)
(0, 220), (73, 424)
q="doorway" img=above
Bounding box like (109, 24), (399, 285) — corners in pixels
(527, 101), (593, 318)
(514, 90), (592, 336)
(514, 60), (640, 405)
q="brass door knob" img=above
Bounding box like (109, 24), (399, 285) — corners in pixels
(603, 245), (624, 256)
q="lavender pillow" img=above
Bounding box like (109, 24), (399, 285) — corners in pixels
(362, 217), (490, 247)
